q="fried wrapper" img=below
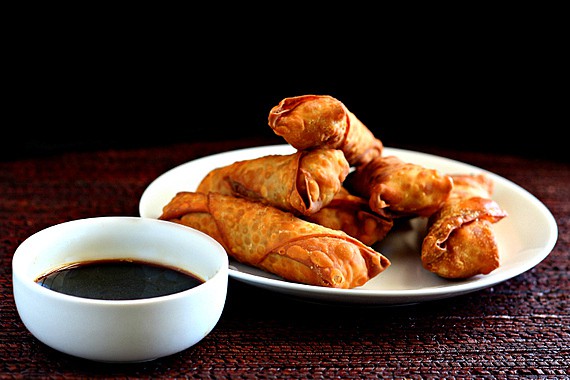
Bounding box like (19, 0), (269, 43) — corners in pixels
(159, 191), (390, 289)
(421, 174), (508, 279)
(304, 187), (393, 246)
(268, 95), (383, 166)
(196, 148), (349, 216)
(346, 155), (454, 218)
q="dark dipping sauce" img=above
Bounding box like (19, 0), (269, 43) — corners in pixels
(36, 259), (205, 300)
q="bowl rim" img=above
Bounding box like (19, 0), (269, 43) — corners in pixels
(12, 216), (229, 305)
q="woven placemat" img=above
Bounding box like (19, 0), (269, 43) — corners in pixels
(1, 139), (568, 378)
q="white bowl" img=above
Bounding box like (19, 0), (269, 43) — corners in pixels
(12, 216), (228, 363)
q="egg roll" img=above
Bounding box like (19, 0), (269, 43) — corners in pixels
(421, 174), (508, 279)
(268, 95), (383, 166)
(196, 148), (349, 216)
(346, 155), (454, 218)
(304, 188), (393, 246)
(159, 191), (390, 289)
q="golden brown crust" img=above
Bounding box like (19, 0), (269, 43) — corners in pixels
(159, 191), (390, 289)
(447, 173), (494, 200)
(196, 148), (349, 216)
(268, 95), (383, 166)
(347, 155), (454, 218)
(304, 188), (393, 246)
(427, 219), (500, 278)
(421, 174), (508, 279)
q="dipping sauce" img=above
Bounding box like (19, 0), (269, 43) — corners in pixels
(36, 259), (205, 300)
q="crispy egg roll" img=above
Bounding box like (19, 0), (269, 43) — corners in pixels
(159, 191), (390, 289)
(421, 174), (508, 279)
(196, 148), (349, 216)
(346, 155), (454, 218)
(304, 187), (393, 246)
(268, 95), (383, 166)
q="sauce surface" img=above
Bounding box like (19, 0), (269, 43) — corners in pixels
(36, 259), (204, 300)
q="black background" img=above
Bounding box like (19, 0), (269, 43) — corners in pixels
(4, 25), (564, 161)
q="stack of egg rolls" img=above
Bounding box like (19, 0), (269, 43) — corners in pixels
(159, 93), (508, 287)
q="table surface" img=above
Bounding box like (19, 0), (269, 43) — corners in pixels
(1, 137), (568, 379)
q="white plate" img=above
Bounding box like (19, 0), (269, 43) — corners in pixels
(139, 145), (558, 305)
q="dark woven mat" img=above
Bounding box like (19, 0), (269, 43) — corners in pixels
(1, 138), (568, 379)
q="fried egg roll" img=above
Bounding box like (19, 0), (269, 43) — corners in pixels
(421, 174), (508, 279)
(196, 148), (349, 216)
(304, 188), (393, 246)
(268, 95), (383, 166)
(159, 191), (391, 289)
(346, 155), (454, 218)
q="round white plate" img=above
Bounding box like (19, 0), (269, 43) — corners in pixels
(139, 145), (558, 305)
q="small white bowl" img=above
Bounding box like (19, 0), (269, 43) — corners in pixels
(12, 216), (228, 363)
